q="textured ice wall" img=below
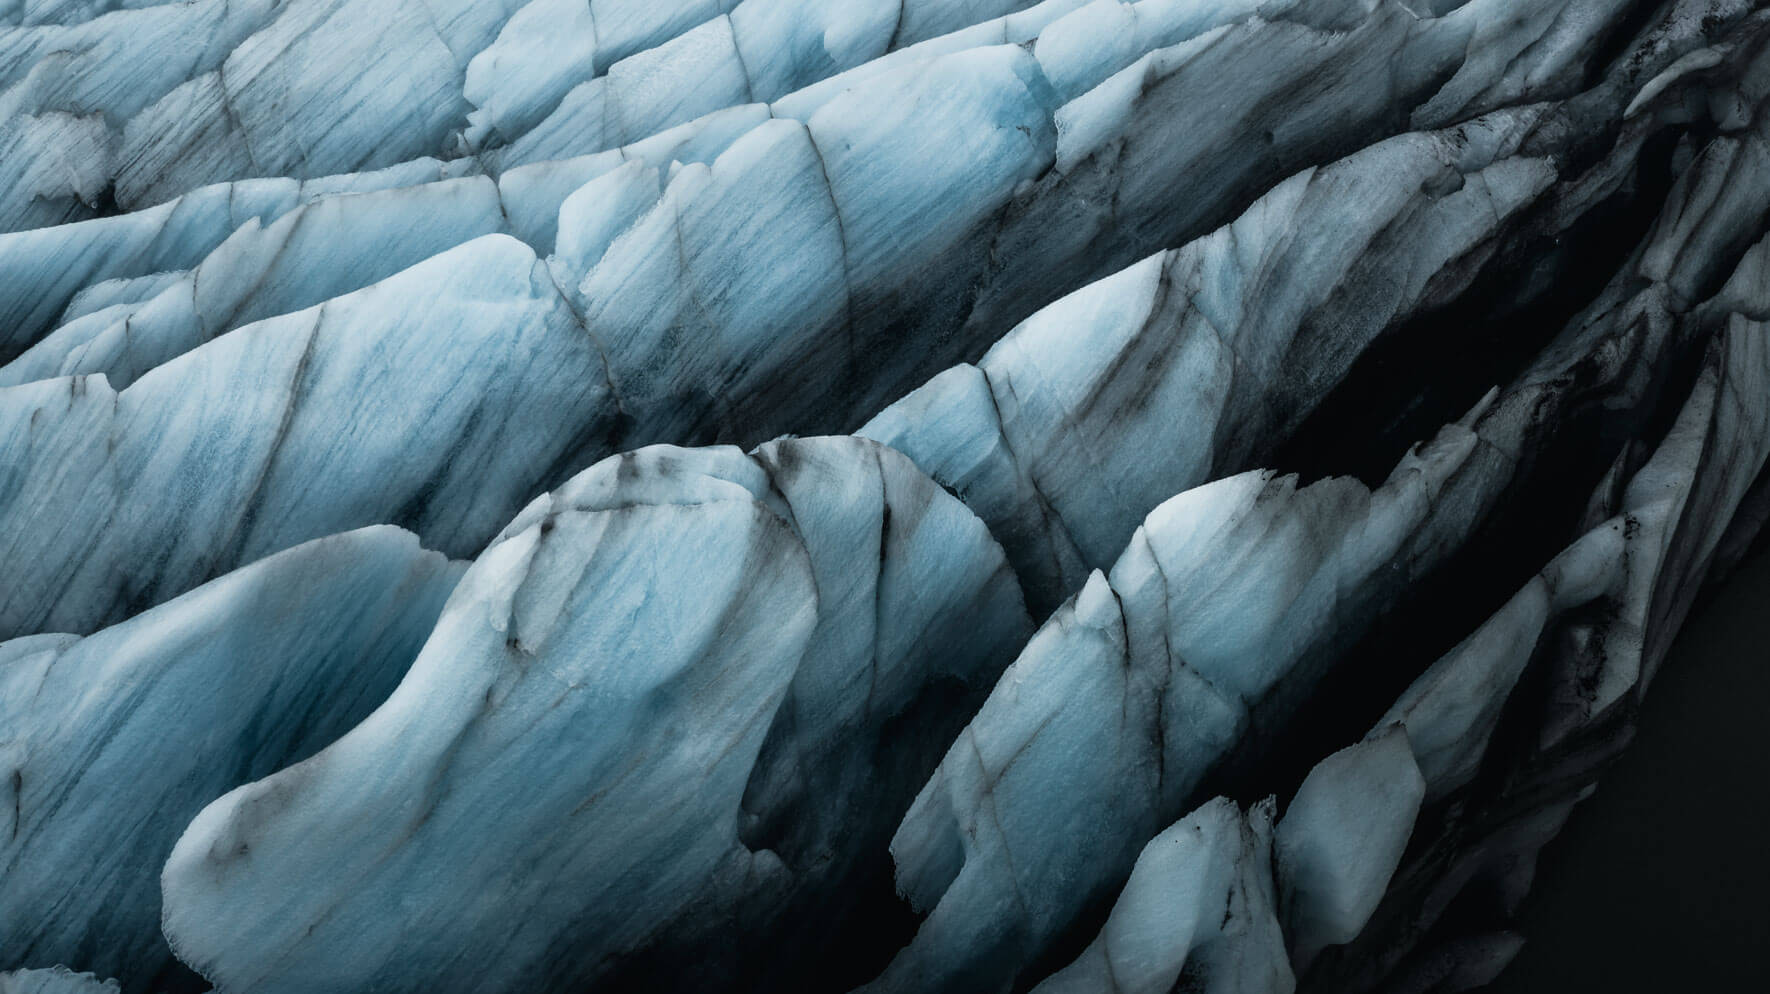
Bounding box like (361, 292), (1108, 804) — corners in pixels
(1, 1), (1768, 992)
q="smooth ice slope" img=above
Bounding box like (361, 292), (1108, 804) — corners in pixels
(0, 528), (460, 984)
(161, 437), (1031, 993)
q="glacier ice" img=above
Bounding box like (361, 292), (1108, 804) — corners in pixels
(0, 177), (508, 388)
(1032, 798), (1291, 994)
(159, 437), (1031, 993)
(0, 156), (468, 362)
(0, 970), (119, 994)
(158, 442), (824, 993)
(0, 235), (610, 640)
(1298, 318), (1770, 990)
(867, 28), (1770, 984)
(0, 528), (459, 983)
(1, 0), (1768, 992)
(1274, 729), (1426, 972)
(865, 415), (1492, 994)
(861, 105), (1566, 612)
(981, 237), (1770, 994)
(1010, 722), (1424, 994)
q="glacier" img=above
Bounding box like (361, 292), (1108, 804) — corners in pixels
(2, 0), (1768, 992)
(0, 530), (460, 986)
(0, 970), (119, 994)
(159, 437), (1031, 993)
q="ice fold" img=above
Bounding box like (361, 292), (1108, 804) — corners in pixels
(0, 234), (611, 639)
(862, 106), (1562, 613)
(0, 177), (507, 388)
(0, 527), (460, 983)
(159, 437), (1031, 994)
(869, 412), (1485, 993)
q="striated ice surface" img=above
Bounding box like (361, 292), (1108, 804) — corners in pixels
(866, 415), (1491, 994)
(1018, 724), (1424, 994)
(0, 157), (467, 363)
(1274, 729), (1426, 973)
(2, 1), (1768, 992)
(1309, 308), (1770, 991)
(0, 177), (506, 388)
(159, 437), (1030, 993)
(861, 106), (1564, 612)
(0, 235), (608, 639)
(158, 443), (824, 993)
(0, 528), (460, 984)
(1033, 798), (1291, 994)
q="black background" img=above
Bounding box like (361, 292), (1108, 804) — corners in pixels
(1490, 548), (1770, 992)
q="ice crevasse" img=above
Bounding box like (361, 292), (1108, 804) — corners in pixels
(2, 1), (1770, 992)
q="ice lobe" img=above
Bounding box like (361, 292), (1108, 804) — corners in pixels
(160, 437), (1031, 994)
(1274, 730), (1426, 972)
(0, 157), (463, 364)
(0, 177), (507, 388)
(1032, 798), (1291, 994)
(861, 107), (1560, 613)
(552, 44), (1058, 444)
(158, 447), (819, 994)
(715, 440), (1033, 991)
(1020, 731), (1423, 994)
(111, 0), (523, 210)
(0, 970), (119, 994)
(0, 527), (460, 985)
(495, 0), (1085, 168)
(0, 234), (610, 640)
(869, 412), (1485, 994)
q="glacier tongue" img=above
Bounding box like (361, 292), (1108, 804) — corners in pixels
(160, 442), (823, 994)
